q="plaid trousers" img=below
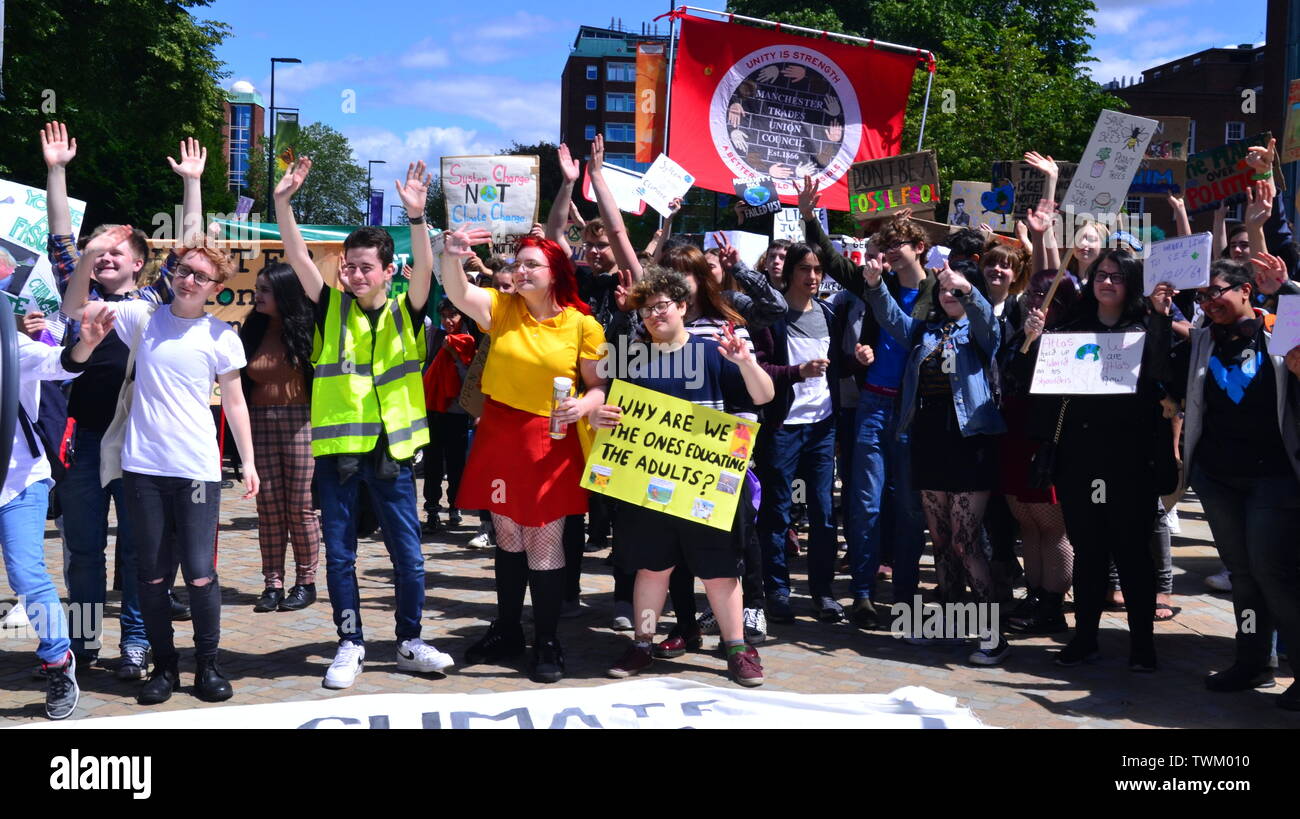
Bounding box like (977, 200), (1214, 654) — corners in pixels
(250, 404), (321, 587)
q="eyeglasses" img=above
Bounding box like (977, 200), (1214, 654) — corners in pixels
(637, 300), (677, 318)
(1093, 271), (1126, 285)
(1192, 282), (1244, 303)
(517, 260), (549, 272)
(174, 265), (215, 285)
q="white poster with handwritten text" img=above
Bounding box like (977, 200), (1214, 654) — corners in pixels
(441, 155), (539, 240)
(773, 207), (805, 242)
(1061, 110), (1159, 216)
(635, 154), (695, 217)
(1271, 295), (1300, 358)
(1143, 232), (1213, 295)
(1031, 331), (1146, 395)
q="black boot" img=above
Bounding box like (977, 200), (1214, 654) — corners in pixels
(138, 658), (180, 705)
(253, 587), (283, 613)
(1010, 590), (1067, 634)
(194, 655), (234, 701)
(464, 621), (526, 665)
(278, 584), (317, 612)
(1007, 588), (1041, 624)
(530, 639), (565, 684)
(169, 591), (191, 621)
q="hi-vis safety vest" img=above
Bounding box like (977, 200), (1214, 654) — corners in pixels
(311, 287), (429, 459)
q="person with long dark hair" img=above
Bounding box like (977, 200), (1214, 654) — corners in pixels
(240, 262), (321, 613)
(1025, 249), (1177, 672)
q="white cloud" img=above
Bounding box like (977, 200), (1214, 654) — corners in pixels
(467, 11), (560, 41)
(400, 38), (451, 70)
(400, 77), (560, 144)
(346, 125), (503, 177)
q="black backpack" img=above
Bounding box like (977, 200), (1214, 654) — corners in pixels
(18, 381), (75, 518)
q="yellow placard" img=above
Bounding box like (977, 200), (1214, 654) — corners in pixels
(581, 380), (759, 531)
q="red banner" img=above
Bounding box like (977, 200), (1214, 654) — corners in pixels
(636, 42), (668, 163)
(666, 15), (919, 211)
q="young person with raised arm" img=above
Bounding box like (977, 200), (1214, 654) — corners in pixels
(47, 124), (195, 679)
(441, 223), (607, 684)
(275, 157), (454, 689)
(65, 216), (259, 704)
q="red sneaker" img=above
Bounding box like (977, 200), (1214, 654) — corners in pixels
(727, 646), (764, 687)
(607, 643), (654, 678)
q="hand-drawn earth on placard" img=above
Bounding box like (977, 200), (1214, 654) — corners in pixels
(724, 62), (847, 182)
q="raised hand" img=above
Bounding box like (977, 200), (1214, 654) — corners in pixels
(275, 156), (312, 200)
(166, 137), (207, 180)
(442, 227), (493, 257)
(796, 174), (821, 219)
(938, 263), (973, 296)
(714, 232), (739, 271)
(712, 323), (753, 364)
(1148, 282), (1175, 316)
(1026, 198), (1056, 234)
(528, 222), (546, 240)
(84, 224), (134, 256)
(557, 142), (580, 184)
(1250, 251), (1288, 295)
(77, 302), (117, 347)
(977, 222), (994, 240)
(1023, 151), (1056, 175)
(1243, 180), (1273, 229)
(863, 252), (885, 288)
(1165, 193), (1187, 215)
(394, 160), (432, 216)
(1245, 137), (1276, 175)
(613, 268), (634, 312)
(588, 134), (605, 176)
(40, 121), (77, 168)
(733, 200), (748, 225)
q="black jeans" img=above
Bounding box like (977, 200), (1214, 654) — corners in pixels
(423, 412), (470, 513)
(1192, 464), (1300, 675)
(124, 472), (222, 663)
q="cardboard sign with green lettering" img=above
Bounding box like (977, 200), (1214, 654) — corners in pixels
(1184, 132), (1278, 214)
(847, 150), (939, 219)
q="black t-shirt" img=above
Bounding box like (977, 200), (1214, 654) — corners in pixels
(576, 266), (618, 331)
(68, 294), (131, 434)
(1198, 330), (1291, 478)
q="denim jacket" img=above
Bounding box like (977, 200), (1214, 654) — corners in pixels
(864, 282), (1006, 437)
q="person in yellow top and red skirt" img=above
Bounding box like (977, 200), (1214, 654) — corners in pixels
(439, 229), (608, 684)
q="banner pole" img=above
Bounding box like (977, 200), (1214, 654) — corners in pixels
(661, 4), (680, 231)
(916, 68), (935, 152)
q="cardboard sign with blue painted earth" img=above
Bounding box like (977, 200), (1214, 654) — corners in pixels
(733, 176), (781, 220)
(1030, 332), (1146, 395)
(582, 380), (760, 531)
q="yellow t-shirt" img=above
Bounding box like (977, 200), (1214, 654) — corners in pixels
(479, 288), (606, 417)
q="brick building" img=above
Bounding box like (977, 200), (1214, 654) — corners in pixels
(222, 82), (265, 199)
(559, 22), (670, 173)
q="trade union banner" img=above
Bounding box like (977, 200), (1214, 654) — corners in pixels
(666, 14), (921, 212)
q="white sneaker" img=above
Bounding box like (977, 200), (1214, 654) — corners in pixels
(696, 604), (719, 635)
(743, 607), (767, 645)
(1205, 569), (1232, 593)
(1166, 507), (1181, 534)
(396, 638), (455, 673)
(612, 601), (634, 631)
(323, 642), (365, 689)
(2, 598), (29, 630)
(468, 533), (492, 549)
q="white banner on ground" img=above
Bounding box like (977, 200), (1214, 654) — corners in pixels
(1031, 331), (1146, 395)
(16, 678), (985, 730)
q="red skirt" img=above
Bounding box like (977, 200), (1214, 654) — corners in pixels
(997, 395), (1058, 504)
(456, 398), (589, 526)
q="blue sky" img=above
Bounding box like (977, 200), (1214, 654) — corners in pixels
(209, 0), (1269, 177)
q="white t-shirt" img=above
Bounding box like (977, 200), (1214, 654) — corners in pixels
(112, 301), (246, 482)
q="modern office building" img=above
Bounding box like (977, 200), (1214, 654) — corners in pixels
(223, 81), (266, 197)
(559, 21), (670, 173)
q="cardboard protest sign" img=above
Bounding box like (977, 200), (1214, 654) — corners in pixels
(1030, 331), (1146, 395)
(583, 380), (760, 531)
(908, 215), (958, 249)
(733, 177), (781, 220)
(847, 150), (939, 219)
(582, 163), (648, 216)
(949, 180), (1012, 233)
(1282, 81), (1300, 166)
(773, 207), (805, 242)
(1142, 232), (1212, 295)
(635, 154), (695, 218)
(1145, 117), (1190, 160)
(1129, 159), (1187, 198)
(831, 236), (867, 266)
(0, 178), (87, 316)
(704, 230), (769, 268)
(441, 155), (540, 240)
(1271, 295), (1300, 358)
(990, 161), (1077, 223)
(1184, 132), (1278, 214)
(1061, 110), (1159, 216)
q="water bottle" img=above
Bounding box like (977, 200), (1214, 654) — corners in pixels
(549, 377), (573, 440)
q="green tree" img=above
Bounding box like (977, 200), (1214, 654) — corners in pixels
(0, 0), (234, 228)
(725, 0), (1118, 224)
(246, 122), (368, 225)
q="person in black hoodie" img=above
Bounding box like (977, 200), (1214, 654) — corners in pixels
(1019, 249), (1177, 672)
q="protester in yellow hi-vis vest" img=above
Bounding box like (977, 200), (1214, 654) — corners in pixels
(275, 157), (454, 690)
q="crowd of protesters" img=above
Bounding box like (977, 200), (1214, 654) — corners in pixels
(3, 125), (1297, 720)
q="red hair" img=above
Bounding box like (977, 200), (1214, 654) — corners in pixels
(514, 235), (590, 315)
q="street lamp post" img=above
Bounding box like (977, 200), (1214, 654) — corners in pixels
(267, 56), (301, 220)
(367, 160), (387, 226)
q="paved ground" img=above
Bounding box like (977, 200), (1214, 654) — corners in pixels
(0, 478), (1293, 728)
